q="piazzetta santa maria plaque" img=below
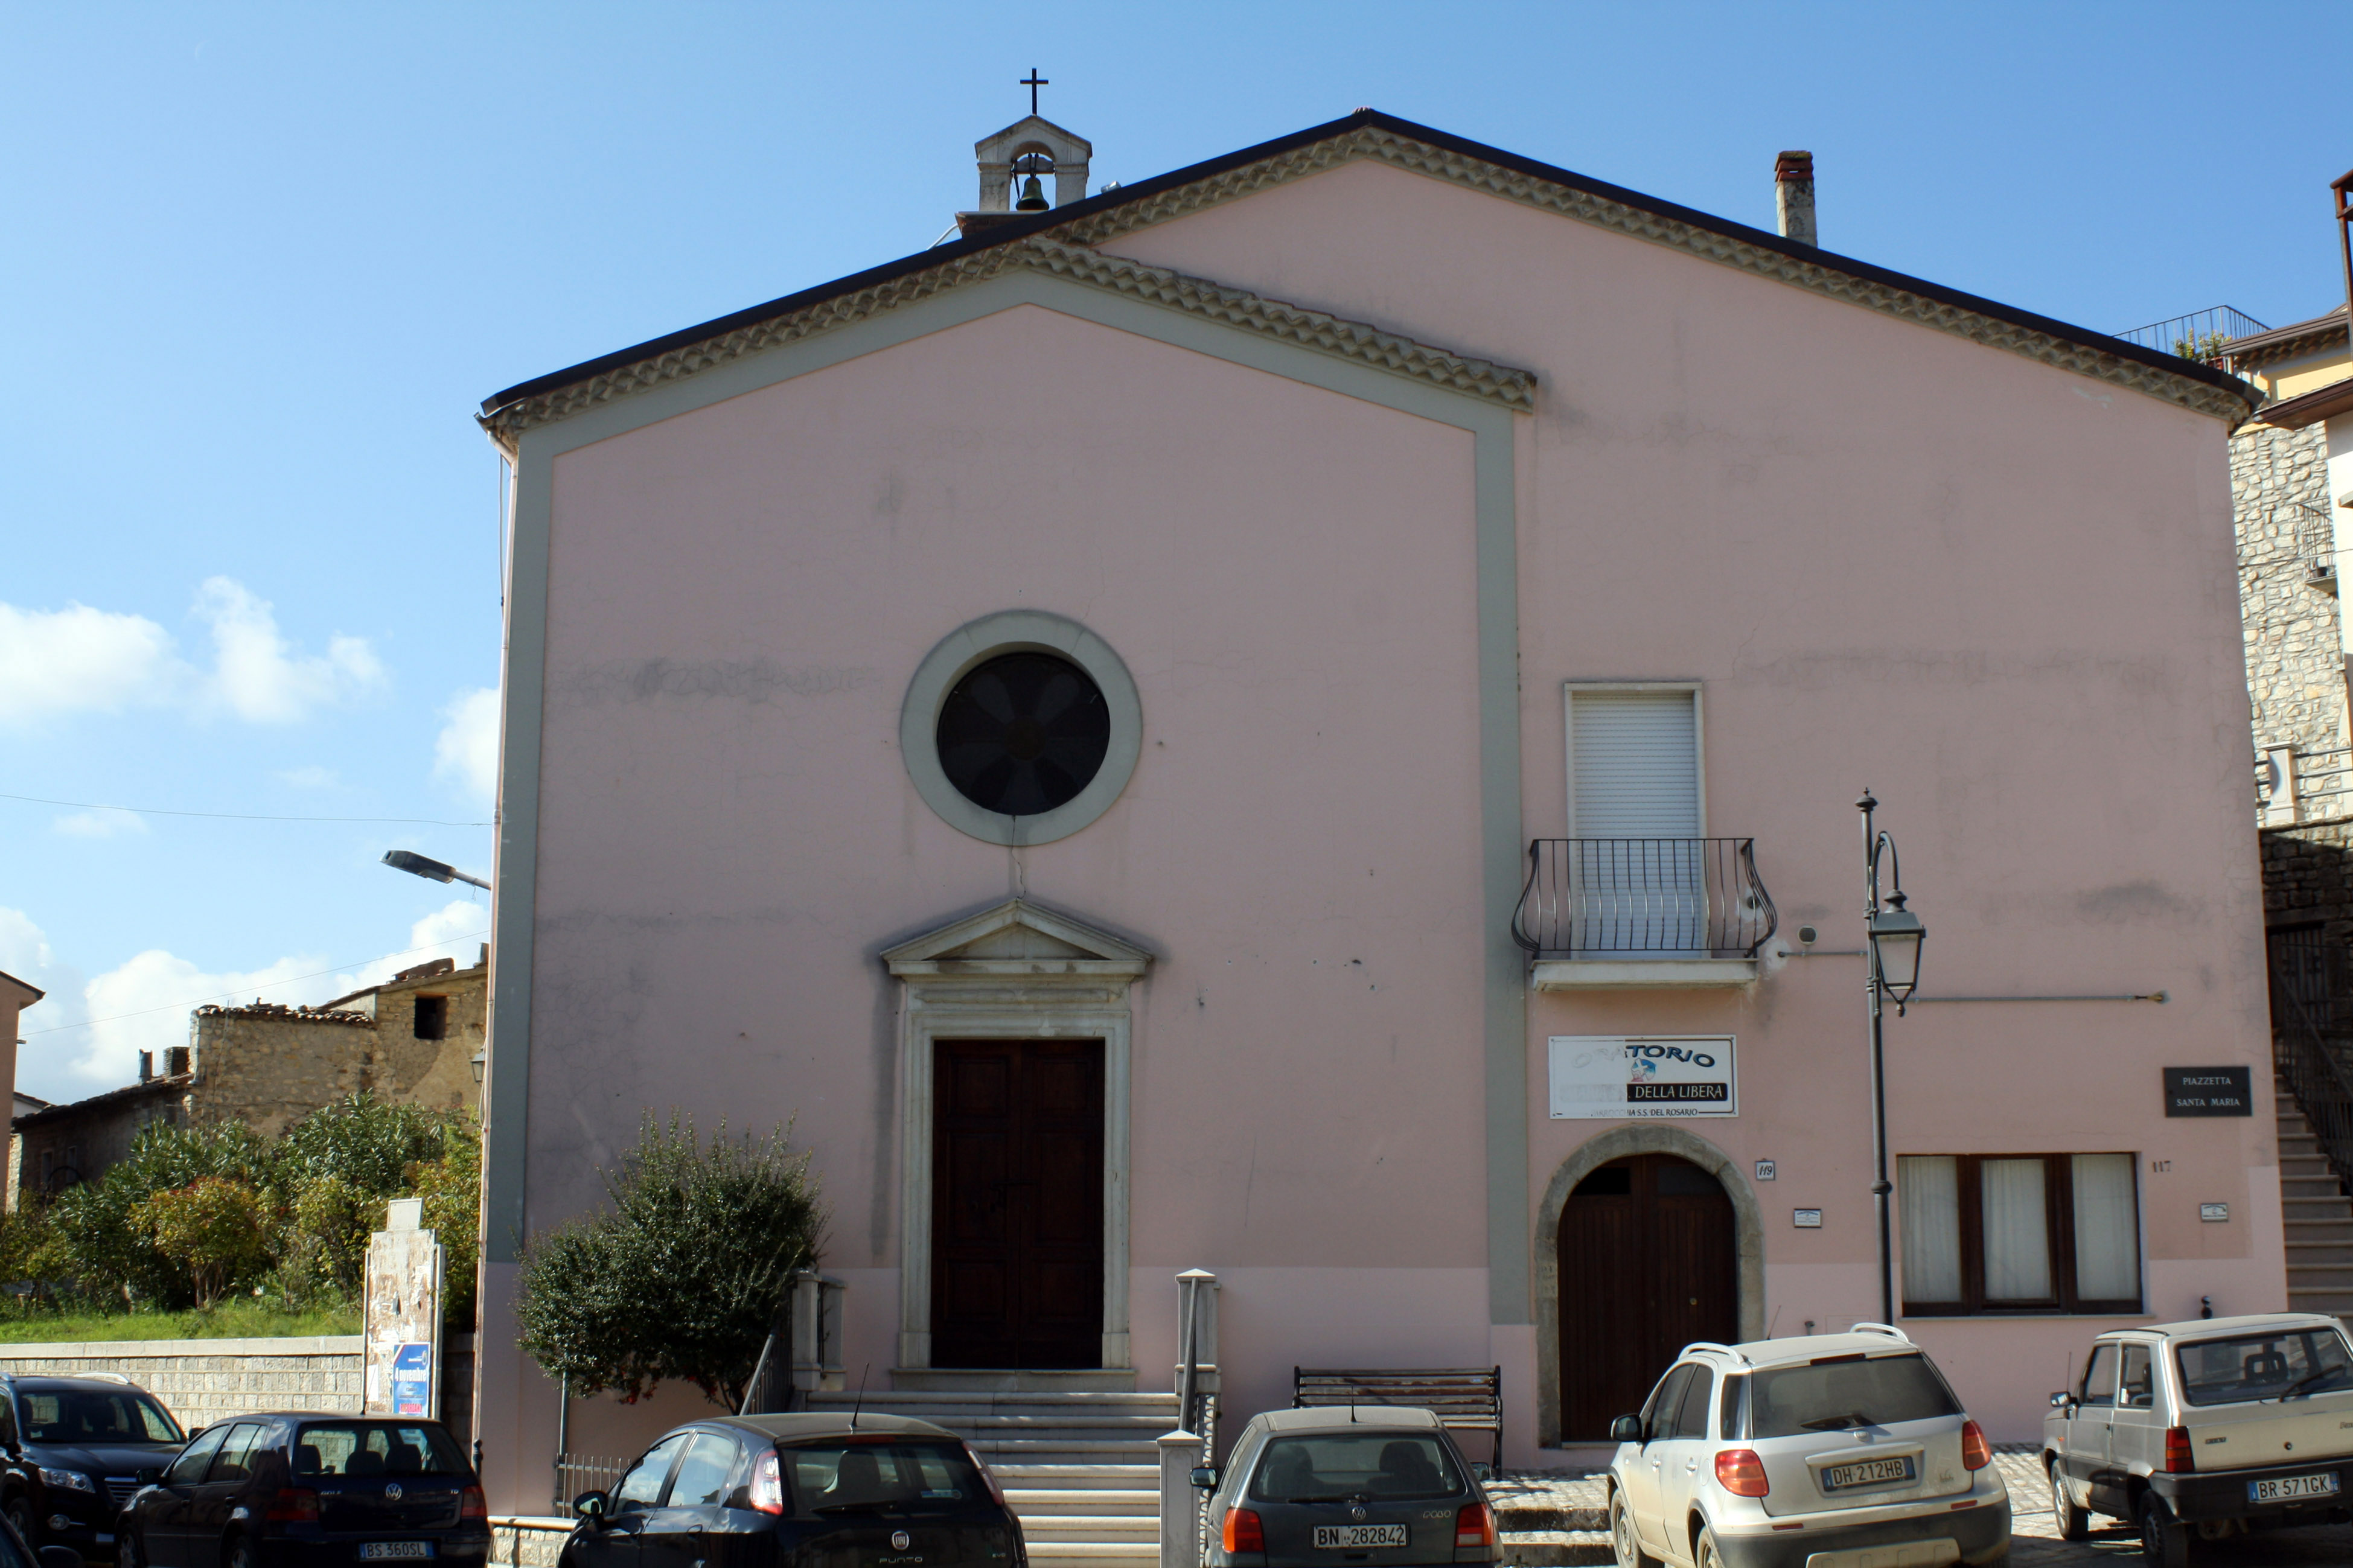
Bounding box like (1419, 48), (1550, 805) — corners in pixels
(1549, 1035), (1737, 1119)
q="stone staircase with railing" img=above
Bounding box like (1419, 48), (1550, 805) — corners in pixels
(2278, 1076), (2353, 1322)
(801, 1388), (1174, 1568)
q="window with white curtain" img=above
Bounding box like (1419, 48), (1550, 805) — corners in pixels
(1898, 1152), (2142, 1315)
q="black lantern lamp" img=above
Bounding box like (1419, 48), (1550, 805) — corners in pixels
(1867, 896), (1926, 1013)
(1013, 150), (1053, 211)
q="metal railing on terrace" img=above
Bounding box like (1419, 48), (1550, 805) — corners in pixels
(2256, 744), (2353, 825)
(2114, 305), (2268, 362)
(1510, 837), (1778, 959)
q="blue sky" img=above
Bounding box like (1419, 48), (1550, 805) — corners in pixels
(4, 1), (2348, 1102)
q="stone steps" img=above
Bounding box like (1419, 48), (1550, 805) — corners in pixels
(2276, 1077), (2353, 1327)
(803, 1389), (1180, 1567)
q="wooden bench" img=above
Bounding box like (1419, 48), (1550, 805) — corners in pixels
(1292, 1366), (1503, 1467)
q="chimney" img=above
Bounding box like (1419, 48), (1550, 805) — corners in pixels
(138, 1050), (153, 1084)
(1775, 151), (1816, 247)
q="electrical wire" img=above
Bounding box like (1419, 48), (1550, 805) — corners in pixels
(20, 928), (491, 1037)
(0, 791), (490, 827)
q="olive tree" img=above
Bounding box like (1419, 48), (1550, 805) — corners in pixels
(514, 1114), (823, 1408)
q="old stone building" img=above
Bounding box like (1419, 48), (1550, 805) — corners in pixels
(8, 951), (487, 1201)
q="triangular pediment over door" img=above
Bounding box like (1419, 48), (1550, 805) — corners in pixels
(883, 899), (1151, 978)
(884, 899), (1151, 1378)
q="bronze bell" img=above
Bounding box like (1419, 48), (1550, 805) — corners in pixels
(1015, 174), (1048, 211)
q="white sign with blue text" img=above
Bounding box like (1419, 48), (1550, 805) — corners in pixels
(1548, 1035), (1738, 1119)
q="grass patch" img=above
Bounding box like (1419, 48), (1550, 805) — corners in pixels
(0, 1300), (360, 1343)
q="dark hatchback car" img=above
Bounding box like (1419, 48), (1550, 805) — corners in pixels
(0, 1374), (187, 1557)
(1195, 1407), (1496, 1568)
(566, 1413), (1023, 1568)
(116, 1414), (487, 1568)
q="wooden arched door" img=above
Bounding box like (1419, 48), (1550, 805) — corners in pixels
(1557, 1153), (1737, 1439)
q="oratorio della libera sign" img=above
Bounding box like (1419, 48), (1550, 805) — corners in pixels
(1549, 1034), (1738, 1119)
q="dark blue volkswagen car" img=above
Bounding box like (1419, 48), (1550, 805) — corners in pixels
(116, 1415), (487, 1568)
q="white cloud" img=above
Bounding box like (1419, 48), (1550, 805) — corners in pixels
(193, 576), (386, 722)
(0, 602), (182, 724)
(331, 900), (490, 995)
(0, 579), (385, 730)
(275, 765), (339, 790)
(53, 811), (147, 839)
(433, 687), (501, 805)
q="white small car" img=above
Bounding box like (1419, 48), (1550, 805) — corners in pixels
(1605, 1324), (2010, 1568)
(2043, 1311), (2353, 1565)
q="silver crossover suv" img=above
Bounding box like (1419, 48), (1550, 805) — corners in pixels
(1605, 1325), (2010, 1568)
(2043, 1311), (2353, 1566)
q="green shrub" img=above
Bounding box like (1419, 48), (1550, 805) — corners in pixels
(407, 1120), (480, 1327)
(514, 1114), (823, 1408)
(41, 1120), (270, 1308)
(136, 1178), (272, 1307)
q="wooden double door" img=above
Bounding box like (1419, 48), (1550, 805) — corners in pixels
(1558, 1154), (1737, 1439)
(931, 1039), (1105, 1368)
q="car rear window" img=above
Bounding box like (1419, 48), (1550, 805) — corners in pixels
(295, 1422), (468, 1477)
(1248, 1433), (1463, 1502)
(1748, 1354), (1961, 1438)
(17, 1389), (180, 1444)
(779, 1440), (988, 1514)
(2174, 1328), (2353, 1407)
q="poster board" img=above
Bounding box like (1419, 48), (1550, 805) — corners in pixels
(1548, 1034), (1738, 1118)
(362, 1197), (445, 1420)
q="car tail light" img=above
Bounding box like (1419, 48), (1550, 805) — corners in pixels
(1453, 1502), (1495, 1547)
(1960, 1420), (1991, 1471)
(2165, 1427), (2195, 1474)
(749, 1450), (784, 1515)
(460, 1486), (488, 1520)
(264, 1488), (319, 1524)
(969, 1445), (1010, 1509)
(1222, 1508), (1263, 1553)
(1714, 1448), (1769, 1498)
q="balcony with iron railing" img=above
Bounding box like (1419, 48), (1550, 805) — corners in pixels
(1510, 837), (1778, 989)
(2256, 744), (2353, 827)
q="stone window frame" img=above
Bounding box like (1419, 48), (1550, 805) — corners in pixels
(900, 610), (1143, 847)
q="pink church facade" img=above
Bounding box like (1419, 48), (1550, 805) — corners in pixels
(471, 111), (2269, 1505)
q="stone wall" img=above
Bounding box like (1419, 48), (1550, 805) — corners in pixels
(2263, 818), (2353, 941)
(11, 1079), (189, 1208)
(2234, 419), (2346, 754)
(0, 1334), (476, 1444)
(188, 959), (485, 1138)
(187, 1007), (376, 1138)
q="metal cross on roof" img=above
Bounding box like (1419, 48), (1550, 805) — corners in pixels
(1021, 69), (1047, 116)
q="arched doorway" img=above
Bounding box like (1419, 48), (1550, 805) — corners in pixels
(1557, 1153), (1737, 1439)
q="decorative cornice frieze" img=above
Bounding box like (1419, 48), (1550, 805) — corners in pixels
(480, 236), (1534, 444)
(1053, 126), (2258, 427)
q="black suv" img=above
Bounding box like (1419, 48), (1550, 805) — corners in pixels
(0, 1375), (185, 1560)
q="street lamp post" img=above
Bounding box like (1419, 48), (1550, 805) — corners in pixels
(382, 849), (491, 891)
(1858, 790), (1926, 1327)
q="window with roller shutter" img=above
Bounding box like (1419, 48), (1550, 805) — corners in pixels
(1566, 687), (1704, 952)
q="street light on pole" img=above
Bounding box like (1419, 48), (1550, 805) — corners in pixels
(382, 849), (491, 891)
(1859, 789), (1926, 1327)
